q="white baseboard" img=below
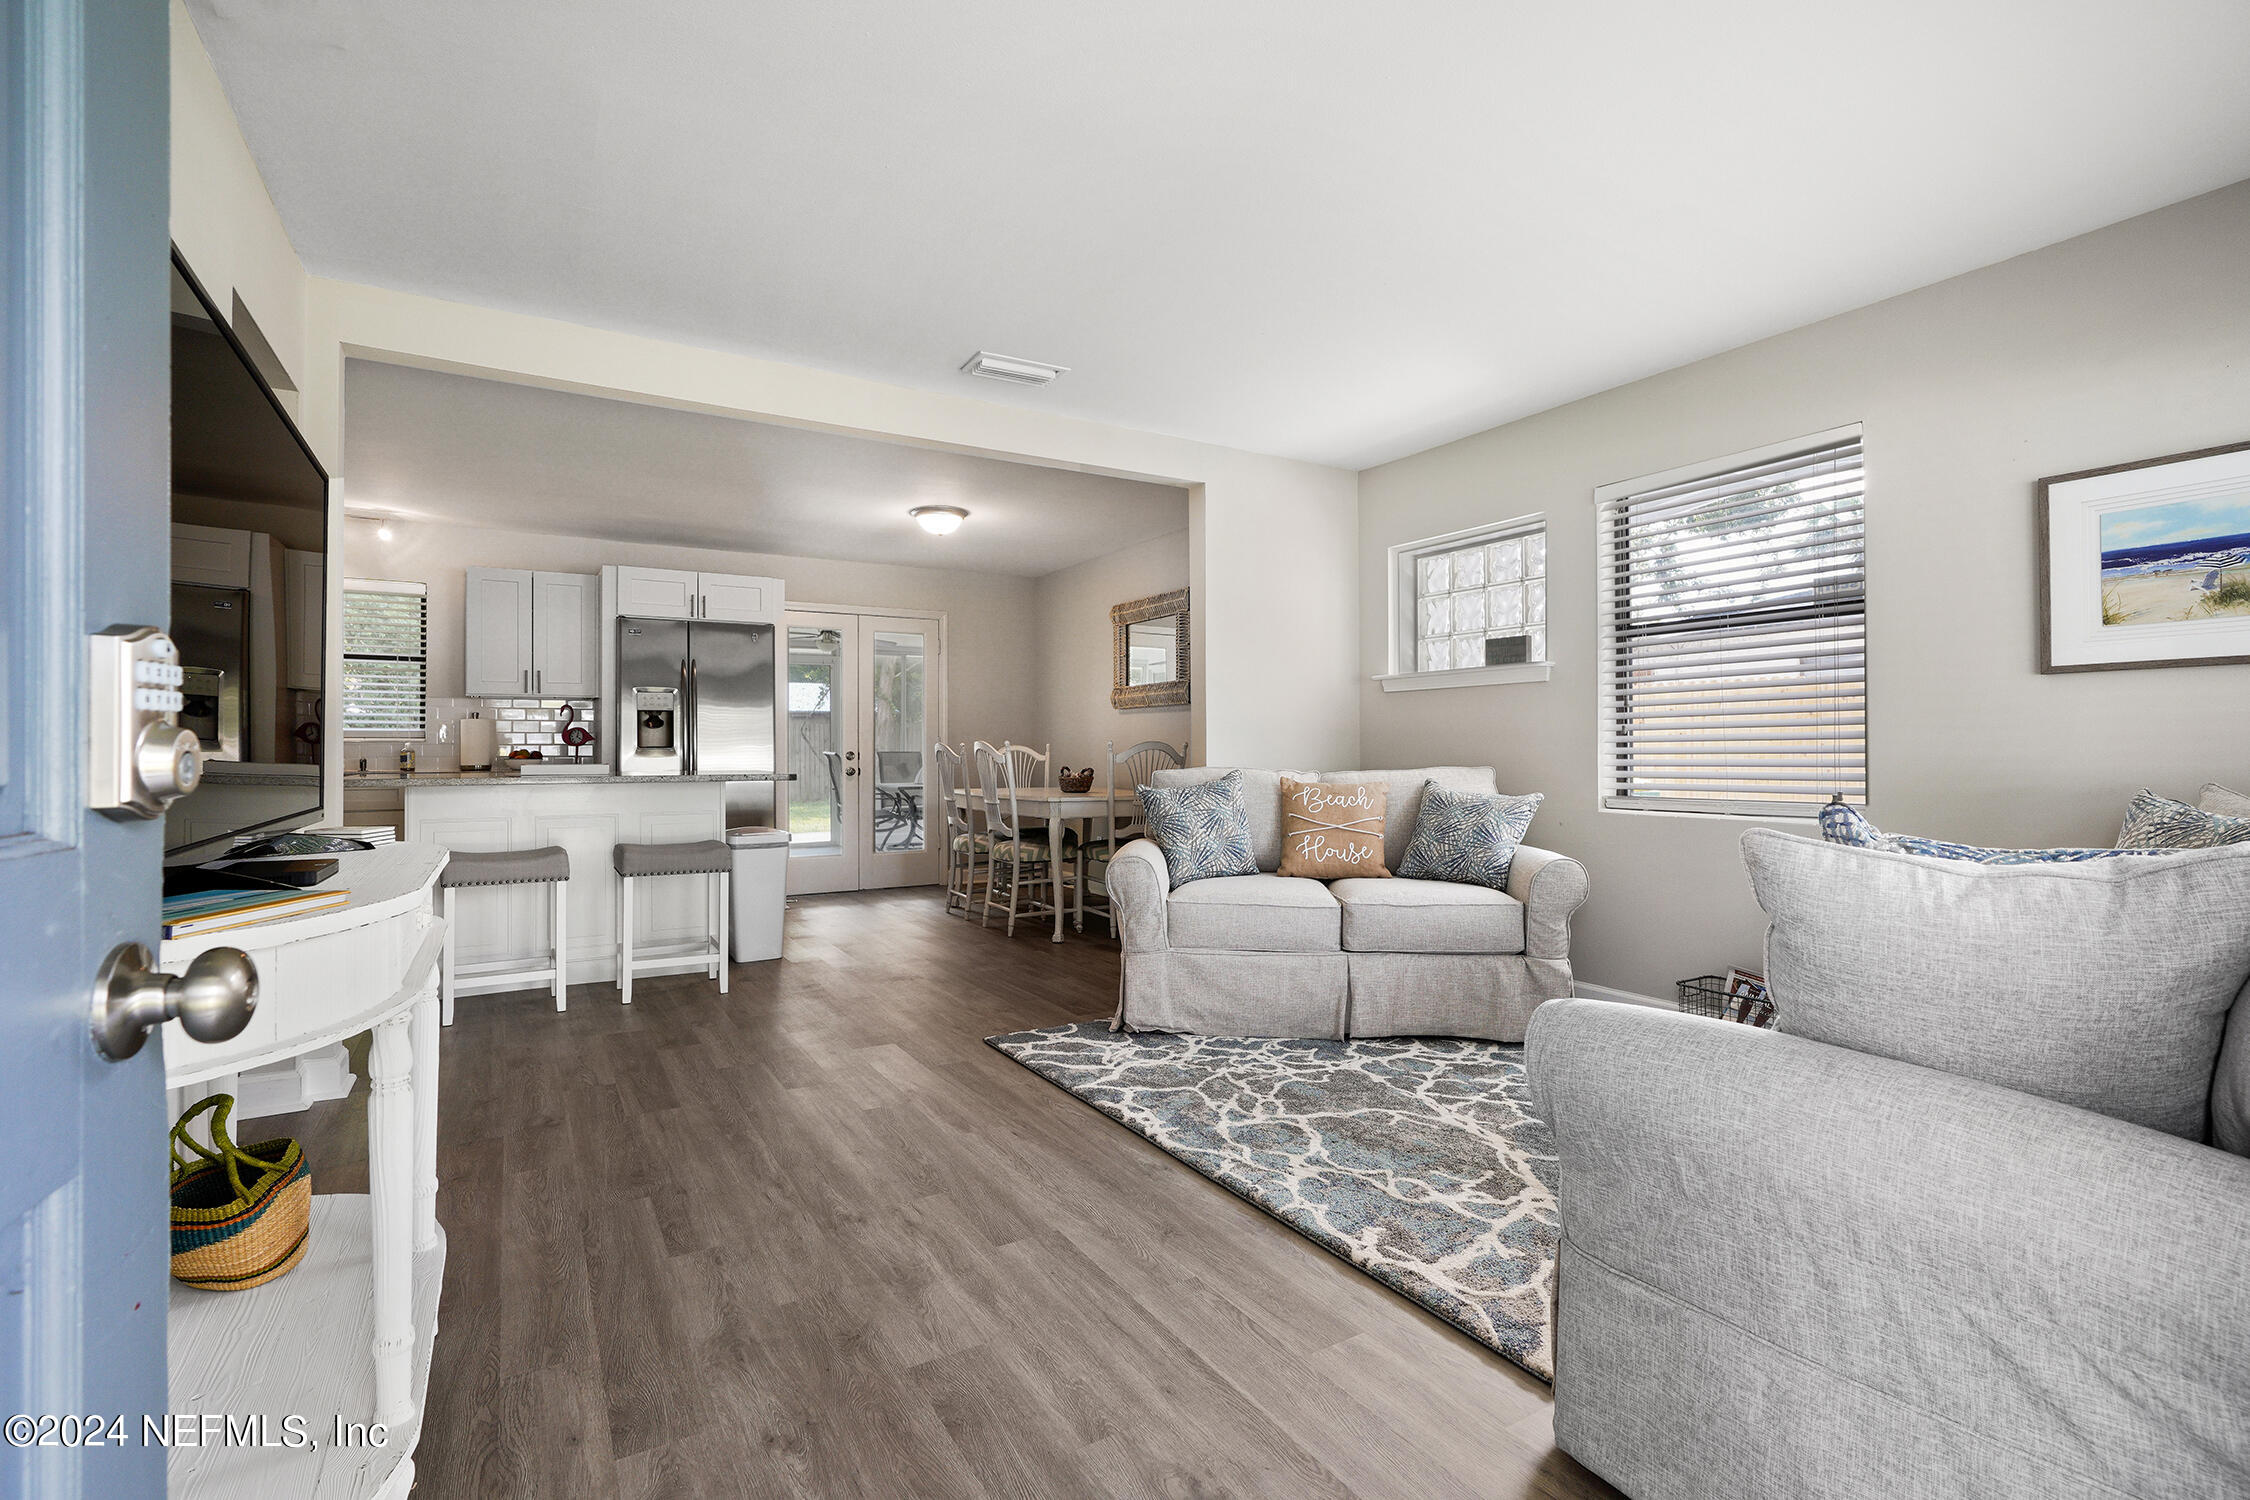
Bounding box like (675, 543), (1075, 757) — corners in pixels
(1573, 980), (1673, 1009)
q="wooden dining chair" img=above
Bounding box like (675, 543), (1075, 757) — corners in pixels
(1002, 741), (1051, 791)
(973, 740), (1063, 937)
(1077, 738), (1187, 935)
(932, 740), (983, 916)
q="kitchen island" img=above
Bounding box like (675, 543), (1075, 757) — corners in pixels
(388, 771), (789, 991)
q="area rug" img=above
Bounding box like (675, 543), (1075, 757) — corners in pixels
(985, 1022), (1559, 1380)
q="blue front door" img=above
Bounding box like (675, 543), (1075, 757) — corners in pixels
(1, 0), (175, 1494)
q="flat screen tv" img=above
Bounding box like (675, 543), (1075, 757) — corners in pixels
(165, 250), (329, 859)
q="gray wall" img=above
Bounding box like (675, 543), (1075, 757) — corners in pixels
(1032, 528), (1192, 772)
(1356, 181), (2250, 997)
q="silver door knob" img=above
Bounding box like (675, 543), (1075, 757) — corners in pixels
(90, 942), (257, 1062)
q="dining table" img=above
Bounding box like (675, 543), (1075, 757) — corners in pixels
(949, 785), (1139, 942)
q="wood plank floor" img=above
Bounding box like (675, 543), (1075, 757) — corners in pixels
(292, 889), (1621, 1499)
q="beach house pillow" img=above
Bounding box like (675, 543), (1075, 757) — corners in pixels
(1816, 798), (2168, 865)
(1137, 771), (1258, 889)
(1396, 783), (1543, 891)
(1277, 777), (1389, 879)
(1743, 830), (2250, 1140)
(2201, 782), (2250, 818)
(2119, 787), (2250, 849)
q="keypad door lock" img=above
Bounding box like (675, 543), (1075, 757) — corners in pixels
(90, 626), (201, 819)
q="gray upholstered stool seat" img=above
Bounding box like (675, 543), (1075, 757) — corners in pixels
(612, 840), (732, 1002)
(440, 845), (570, 888)
(438, 846), (573, 1025)
(613, 839), (731, 878)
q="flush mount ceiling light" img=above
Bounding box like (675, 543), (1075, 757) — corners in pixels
(911, 505), (969, 535)
(958, 351), (1069, 386)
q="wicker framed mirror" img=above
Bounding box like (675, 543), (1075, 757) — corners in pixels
(1111, 588), (1191, 709)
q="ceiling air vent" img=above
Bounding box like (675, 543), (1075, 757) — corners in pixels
(959, 351), (1069, 386)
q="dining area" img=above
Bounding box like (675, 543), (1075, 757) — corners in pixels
(931, 737), (1189, 942)
(782, 586), (1192, 921)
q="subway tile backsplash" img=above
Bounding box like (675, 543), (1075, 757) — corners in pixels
(354, 698), (601, 772)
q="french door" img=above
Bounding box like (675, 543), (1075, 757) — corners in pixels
(785, 610), (944, 894)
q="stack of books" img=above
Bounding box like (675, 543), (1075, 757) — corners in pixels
(162, 886), (352, 940)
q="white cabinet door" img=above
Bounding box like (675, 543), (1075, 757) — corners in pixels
(615, 565), (696, 619)
(173, 521), (253, 588)
(696, 571), (781, 623)
(464, 567), (534, 696)
(530, 571), (599, 697)
(284, 548), (325, 690)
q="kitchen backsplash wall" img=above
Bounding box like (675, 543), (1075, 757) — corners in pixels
(346, 697), (599, 774)
(484, 697), (600, 759)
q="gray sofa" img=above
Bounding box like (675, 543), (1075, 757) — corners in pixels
(1107, 765), (1587, 1041)
(1527, 833), (2250, 1499)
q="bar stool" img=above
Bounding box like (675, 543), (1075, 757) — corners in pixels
(438, 846), (572, 1025)
(613, 839), (731, 1004)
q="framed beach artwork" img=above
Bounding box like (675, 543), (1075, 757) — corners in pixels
(2038, 439), (2250, 672)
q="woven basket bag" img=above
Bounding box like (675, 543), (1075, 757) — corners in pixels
(169, 1094), (312, 1291)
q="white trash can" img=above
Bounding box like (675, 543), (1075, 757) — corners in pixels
(725, 825), (791, 963)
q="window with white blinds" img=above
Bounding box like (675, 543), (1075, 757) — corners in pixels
(1596, 429), (1866, 816)
(341, 581), (428, 736)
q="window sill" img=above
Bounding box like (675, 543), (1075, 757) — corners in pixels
(1373, 663), (1551, 693)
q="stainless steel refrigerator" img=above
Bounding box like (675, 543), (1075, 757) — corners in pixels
(171, 581), (247, 762)
(614, 617), (779, 824)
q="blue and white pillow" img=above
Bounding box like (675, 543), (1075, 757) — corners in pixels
(1816, 798), (2171, 865)
(1396, 783), (1544, 890)
(2117, 787), (2250, 849)
(1137, 771), (1258, 889)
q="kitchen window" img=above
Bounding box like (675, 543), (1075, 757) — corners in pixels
(341, 579), (428, 737)
(1378, 515), (1549, 691)
(1596, 427), (1866, 816)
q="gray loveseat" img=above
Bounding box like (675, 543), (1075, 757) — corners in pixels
(1106, 766), (1587, 1041)
(1527, 833), (2250, 1499)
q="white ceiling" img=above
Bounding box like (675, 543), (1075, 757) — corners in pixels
(193, 2), (2250, 469)
(341, 359), (1187, 576)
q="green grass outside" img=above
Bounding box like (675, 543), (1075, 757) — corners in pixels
(788, 796), (833, 837)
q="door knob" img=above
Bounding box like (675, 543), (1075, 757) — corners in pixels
(90, 943), (257, 1062)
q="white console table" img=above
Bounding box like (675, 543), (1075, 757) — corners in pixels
(160, 843), (448, 1500)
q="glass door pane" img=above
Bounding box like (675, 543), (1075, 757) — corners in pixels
(860, 615), (943, 891)
(868, 629), (927, 855)
(784, 617), (859, 894)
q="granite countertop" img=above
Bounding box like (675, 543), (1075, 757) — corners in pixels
(344, 769), (795, 789)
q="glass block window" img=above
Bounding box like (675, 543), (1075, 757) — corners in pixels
(1393, 518), (1548, 680)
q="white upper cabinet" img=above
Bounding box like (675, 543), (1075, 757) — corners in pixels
(464, 567), (534, 696)
(613, 565), (781, 623)
(695, 571), (780, 623)
(529, 571), (599, 697)
(614, 566), (697, 620)
(283, 548), (325, 691)
(173, 522), (253, 589)
(465, 567), (600, 697)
